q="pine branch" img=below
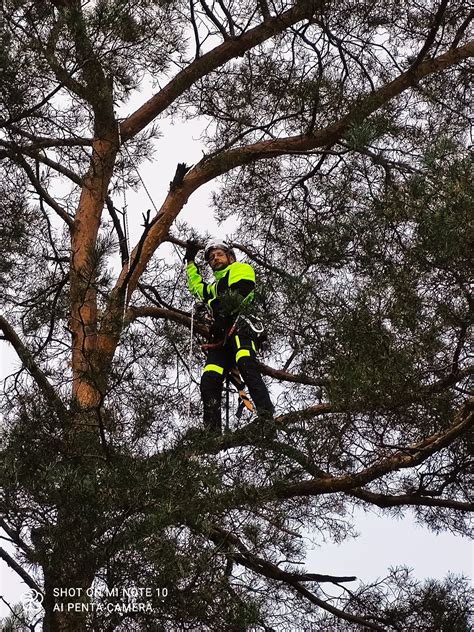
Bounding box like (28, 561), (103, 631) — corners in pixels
(0, 315), (68, 421)
(208, 526), (385, 631)
(112, 40), (474, 312)
(408, 0), (450, 71)
(5, 153), (74, 228)
(0, 546), (42, 594)
(198, 400), (473, 510)
(120, 0), (322, 140)
(350, 489), (473, 512)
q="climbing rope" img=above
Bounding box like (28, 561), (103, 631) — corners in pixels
(187, 302), (195, 419)
(122, 184), (130, 269)
(225, 374), (230, 432)
(120, 133), (159, 215)
(116, 117), (200, 421)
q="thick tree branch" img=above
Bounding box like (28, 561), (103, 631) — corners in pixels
(209, 399), (473, 504)
(408, 0), (450, 71)
(208, 429), (473, 514)
(190, 41), (473, 177)
(114, 40), (474, 307)
(272, 398), (474, 499)
(0, 546), (42, 594)
(350, 488), (473, 512)
(120, 0), (322, 140)
(0, 315), (68, 420)
(208, 526), (384, 632)
(179, 410), (473, 516)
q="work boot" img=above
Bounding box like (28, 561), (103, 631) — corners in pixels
(244, 410), (275, 442)
(181, 426), (209, 443)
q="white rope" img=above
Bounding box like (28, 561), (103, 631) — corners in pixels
(118, 118), (197, 417)
(187, 302), (195, 419)
(116, 117), (184, 261)
(122, 188), (130, 269)
(116, 116), (189, 357)
(122, 141), (159, 214)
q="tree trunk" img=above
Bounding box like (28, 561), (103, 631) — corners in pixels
(70, 134), (118, 411)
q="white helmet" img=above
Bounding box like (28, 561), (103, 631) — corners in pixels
(204, 240), (236, 263)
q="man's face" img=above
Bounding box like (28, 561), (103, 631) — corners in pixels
(208, 248), (230, 271)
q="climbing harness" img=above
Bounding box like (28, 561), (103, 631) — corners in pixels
(241, 314), (264, 335)
(200, 314), (242, 352)
(200, 311), (255, 425)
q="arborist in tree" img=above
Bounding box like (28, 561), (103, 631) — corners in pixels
(185, 240), (274, 435)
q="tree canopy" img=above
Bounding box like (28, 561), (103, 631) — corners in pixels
(0, 1), (472, 630)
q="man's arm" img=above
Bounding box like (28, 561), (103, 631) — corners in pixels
(186, 261), (212, 302)
(227, 262), (256, 308)
(184, 239), (212, 302)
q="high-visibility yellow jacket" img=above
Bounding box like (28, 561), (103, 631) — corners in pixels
(186, 261), (255, 324)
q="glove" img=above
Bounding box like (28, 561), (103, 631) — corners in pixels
(184, 239), (200, 263)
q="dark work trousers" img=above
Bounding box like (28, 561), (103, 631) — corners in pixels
(200, 330), (274, 433)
